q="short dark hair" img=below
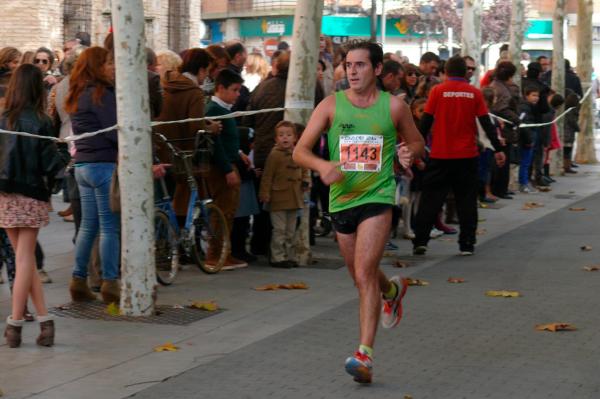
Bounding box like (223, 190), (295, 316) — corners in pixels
(275, 120), (297, 136)
(499, 44), (509, 54)
(345, 40), (383, 68)
(444, 55), (467, 78)
(463, 55), (475, 63)
(526, 62), (542, 79)
(382, 60), (402, 77)
(180, 48), (212, 75)
(494, 61), (517, 81)
(75, 31), (91, 47)
(536, 55), (548, 62)
(550, 93), (564, 109)
(420, 52), (440, 65)
(215, 68), (244, 89)
(523, 85), (540, 96)
(35, 47), (55, 68)
(277, 41), (290, 51)
(318, 59), (326, 71)
(225, 42), (246, 60)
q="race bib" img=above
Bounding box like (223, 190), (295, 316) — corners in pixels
(339, 134), (383, 172)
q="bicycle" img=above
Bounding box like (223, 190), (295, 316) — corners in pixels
(153, 131), (230, 285)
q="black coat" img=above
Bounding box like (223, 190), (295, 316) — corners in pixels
(0, 108), (68, 202)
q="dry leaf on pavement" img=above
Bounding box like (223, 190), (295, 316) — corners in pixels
(537, 186), (551, 192)
(254, 282), (309, 291)
(154, 342), (180, 352)
(394, 260), (411, 268)
(106, 302), (121, 316)
(485, 290), (521, 298)
(569, 207), (586, 211)
(406, 278), (429, 286)
(522, 202), (544, 210)
(447, 277), (466, 283)
(583, 266), (600, 272)
(535, 323), (577, 332)
(580, 245), (593, 251)
(189, 301), (219, 311)
(476, 229), (487, 235)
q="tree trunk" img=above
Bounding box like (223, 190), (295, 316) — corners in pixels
(550, 0), (566, 176)
(284, 0), (323, 266)
(508, 0), (525, 87)
(112, 0), (156, 316)
(574, 0), (597, 164)
(370, 0), (377, 42)
(461, 0), (482, 86)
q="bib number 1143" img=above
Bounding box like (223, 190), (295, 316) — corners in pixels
(339, 134), (383, 172)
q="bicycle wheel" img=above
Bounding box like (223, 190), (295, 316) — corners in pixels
(154, 210), (179, 285)
(190, 202), (230, 274)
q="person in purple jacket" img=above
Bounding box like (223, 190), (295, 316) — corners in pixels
(65, 47), (120, 304)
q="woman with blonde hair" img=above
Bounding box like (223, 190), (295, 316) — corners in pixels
(242, 53), (269, 92)
(156, 49), (182, 80)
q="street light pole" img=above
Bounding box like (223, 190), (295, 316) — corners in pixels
(111, 0), (156, 316)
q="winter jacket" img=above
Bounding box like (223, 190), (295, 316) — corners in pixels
(243, 73), (324, 169)
(563, 108), (580, 146)
(489, 80), (521, 144)
(517, 100), (536, 147)
(154, 71), (206, 162)
(71, 85), (118, 163)
(259, 147), (310, 211)
(0, 108), (68, 201)
(205, 100), (240, 174)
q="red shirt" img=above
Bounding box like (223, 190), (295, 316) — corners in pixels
(424, 79), (489, 159)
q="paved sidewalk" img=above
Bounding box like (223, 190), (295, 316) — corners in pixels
(1, 167), (600, 399)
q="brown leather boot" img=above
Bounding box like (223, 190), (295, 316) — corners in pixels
(4, 317), (24, 348)
(69, 277), (97, 302)
(36, 316), (55, 347)
(100, 280), (120, 304)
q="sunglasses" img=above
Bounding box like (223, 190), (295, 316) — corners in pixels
(467, 66), (476, 71)
(34, 58), (49, 65)
(407, 72), (417, 76)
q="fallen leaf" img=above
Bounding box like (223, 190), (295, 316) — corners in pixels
(480, 203), (488, 209)
(522, 202), (544, 210)
(254, 282), (309, 291)
(404, 395), (413, 399)
(568, 190), (576, 194)
(535, 323), (577, 332)
(439, 237), (453, 242)
(154, 342), (180, 352)
(476, 229), (487, 235)
(485, 290), (521, 298)
(189, 301), (219, 311)
(106, 302), (121, 316)
(383, 251), (396, 257)
(447, 277), (465, 284)
(537, 186), (551, 192)
(406, 278), (429, 286)
(581, 245), (592, 252)
(172, 304), (184, 309)
(583, 266), (600, 272)
(394, 260), (411, 268)
(569, 207), (586, 211)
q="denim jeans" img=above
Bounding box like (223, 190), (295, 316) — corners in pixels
(72, 163), (120, 281)
(519, 147), (534, 185)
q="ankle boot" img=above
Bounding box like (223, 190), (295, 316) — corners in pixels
(4, 316), (24, 348)
(36, 316), (55, 347)
(69, 277), (97, 302)
(543, 164), (556, 182)
(100, 280), (120, 304)
(564, 159), (577, 174)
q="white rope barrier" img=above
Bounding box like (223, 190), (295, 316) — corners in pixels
(0, 107), (287, 143)
(489, 85), (593, 128)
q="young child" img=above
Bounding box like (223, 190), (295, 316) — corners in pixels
(543, 93), (565, 176)
(517, 86), (540, 193)
(259, 121), (310, 268)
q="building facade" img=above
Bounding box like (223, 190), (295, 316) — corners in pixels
(0, 0), (200, 54)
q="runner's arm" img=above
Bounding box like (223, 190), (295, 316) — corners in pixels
(391, 96), (425, 157)
(293, 95), (335, 175)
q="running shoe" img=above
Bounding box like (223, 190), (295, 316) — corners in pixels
(430, 228), (444, 238)
(344, 351), (373, 383)
(381, 276), (408, 329)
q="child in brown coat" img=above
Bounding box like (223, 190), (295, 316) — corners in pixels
(259, 121), (310, 268)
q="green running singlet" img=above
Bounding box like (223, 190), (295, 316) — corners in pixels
(328, 90), (397, 213)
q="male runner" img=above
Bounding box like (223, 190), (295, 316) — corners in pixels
(293, 41), (425, 383)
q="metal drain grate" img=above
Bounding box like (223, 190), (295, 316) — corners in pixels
(50, 301), (224, 325)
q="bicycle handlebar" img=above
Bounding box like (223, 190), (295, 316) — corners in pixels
(154, 130), (208, 159)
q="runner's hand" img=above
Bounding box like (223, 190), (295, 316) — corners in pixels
(396, 143), (413, 169)
(494, 152), (506, 167)
(206, 120), (222, 135)
(320, 162), (344, 186)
